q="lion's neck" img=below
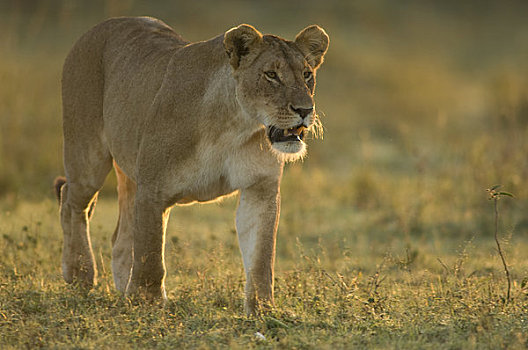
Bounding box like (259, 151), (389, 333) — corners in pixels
(202, 63), (238, 113)
(200, 63), (263, 145)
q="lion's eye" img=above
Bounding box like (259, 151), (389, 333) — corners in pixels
(303, 71), (313, 81)
(264, 71), (279, 81)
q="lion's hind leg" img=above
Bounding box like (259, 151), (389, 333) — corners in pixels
(59, 29), (113, 288)
(59, 157), (112, 288)
(111, 162), (136, 293)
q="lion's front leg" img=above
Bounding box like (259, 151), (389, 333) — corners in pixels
(236, 180), (280, 316)
(125, 192), (170, 300)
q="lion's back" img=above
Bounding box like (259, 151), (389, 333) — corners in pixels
(63, 17), (188, 98)
(98, 17), (188, 70)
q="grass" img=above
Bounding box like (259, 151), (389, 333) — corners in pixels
(1, 198), (527, 348)
(1, 0), (528, 348)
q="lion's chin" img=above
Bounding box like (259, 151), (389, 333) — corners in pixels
(270, 140), (307, 162)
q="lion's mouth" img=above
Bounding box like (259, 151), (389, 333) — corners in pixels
(268, 125), (306, 143)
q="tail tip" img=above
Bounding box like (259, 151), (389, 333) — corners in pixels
(53, 176), (66, 202)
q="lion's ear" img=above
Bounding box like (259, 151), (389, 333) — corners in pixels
(224, 24), (263, 69)
(294, 25), (329, 69)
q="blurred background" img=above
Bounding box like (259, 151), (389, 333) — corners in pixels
(0, 0), (527, 245)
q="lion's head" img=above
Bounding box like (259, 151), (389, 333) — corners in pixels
(224, 24), (329, 161)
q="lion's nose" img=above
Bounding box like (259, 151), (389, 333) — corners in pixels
(290, 105), (313, 119)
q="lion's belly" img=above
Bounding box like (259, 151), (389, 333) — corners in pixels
(166, 146), (239, 205)
(174, 172), (238, 205)
(175, 187), (237, 205)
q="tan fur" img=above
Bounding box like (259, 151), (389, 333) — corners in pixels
(57, 17), (328, 315)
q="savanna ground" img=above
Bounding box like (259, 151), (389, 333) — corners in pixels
(1, 1), (528, 348)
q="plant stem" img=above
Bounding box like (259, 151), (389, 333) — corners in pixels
(494, 197), (511, 301)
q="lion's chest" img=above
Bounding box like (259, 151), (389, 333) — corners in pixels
(164, 128), (280, 206)
(167, 139), (253, 205)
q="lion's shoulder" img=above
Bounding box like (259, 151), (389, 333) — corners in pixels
(103, 17), (186, 40)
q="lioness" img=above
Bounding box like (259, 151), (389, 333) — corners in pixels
(55, 17), (328, 315)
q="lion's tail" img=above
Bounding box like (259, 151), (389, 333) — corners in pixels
(53, 176), (67, 203)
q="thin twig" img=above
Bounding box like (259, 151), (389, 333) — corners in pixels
(493, 196), (511, 302)
(437, 258), (450, 274)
